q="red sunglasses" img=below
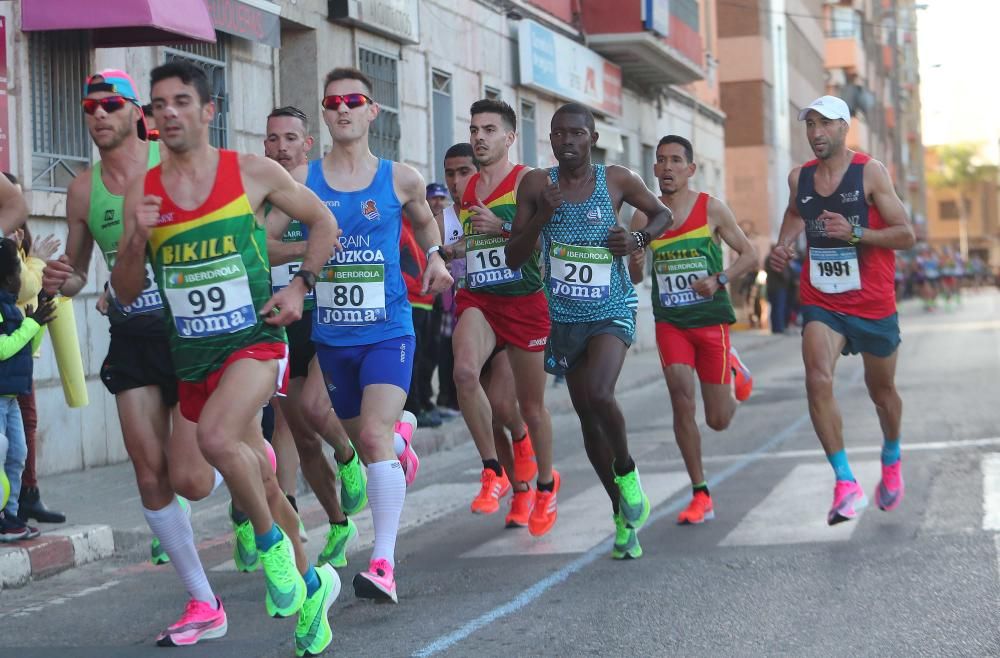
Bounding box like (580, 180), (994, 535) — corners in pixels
(321, 93), (373, 110)
(81, 96), (134, 115)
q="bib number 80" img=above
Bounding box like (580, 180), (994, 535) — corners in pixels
(188, 287), (226, 315)
(331, 285), (364, 307)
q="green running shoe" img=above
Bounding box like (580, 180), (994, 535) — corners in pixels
(612, 513), (642, 560)
(317, 518), (358, 569)
(262, 527), (307, 618)
(150, 497), (191, 565)
(614, 464), (651, 531)
(295, 564), (341, 657)
(338, 449), (367, 516)
(230, 504), (260, 573)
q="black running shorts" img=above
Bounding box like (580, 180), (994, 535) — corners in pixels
(100, 331), (179, 407)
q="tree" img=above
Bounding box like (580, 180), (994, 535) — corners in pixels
(927, 143), (999, 259)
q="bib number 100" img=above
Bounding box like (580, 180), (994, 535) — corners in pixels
(816, 261), (851, 277)
(187, 287), (226, 315)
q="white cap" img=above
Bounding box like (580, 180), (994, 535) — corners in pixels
(797, 95), (851, 122)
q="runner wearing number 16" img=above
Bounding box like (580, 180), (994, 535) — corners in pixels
(627, 135), (758, 527)
(771, 95), (915, 526)
(507, 103), (673, 560)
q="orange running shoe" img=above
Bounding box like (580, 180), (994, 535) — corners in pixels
(677, 490), (715, 525)
(528, 470), (560, 537)
(730, 346), (753, 402)
(471, 468), (511, 514)
(505, 489), (535, 528)
(512, 429), (538, 483)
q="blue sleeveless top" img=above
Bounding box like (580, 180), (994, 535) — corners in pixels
(541, 165), (637, 325)
(306, 158), (414, 347)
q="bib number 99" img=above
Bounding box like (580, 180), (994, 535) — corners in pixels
(187, 287), (226, 315)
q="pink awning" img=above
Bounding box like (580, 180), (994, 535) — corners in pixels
(21, 0), (216, 48)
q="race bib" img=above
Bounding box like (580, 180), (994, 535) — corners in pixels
(809, 246), (861, 294)
(316, 263), (386, 326)
(549, 241), (613, 301)
(654, 256), (711, 307)
(163, 254), (257, 338)
(465, 234), (521, 289)
(106, 251), (164, 316)
(271, 260), (316, 302)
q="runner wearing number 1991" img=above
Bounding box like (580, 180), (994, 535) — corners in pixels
(307, 67), (452, 604)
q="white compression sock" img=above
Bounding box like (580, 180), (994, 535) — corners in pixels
(393, 433), (406, 458)
(144, 499), (216, 607)
(367, 460), (406, 567)
(212, 469), (224, 494)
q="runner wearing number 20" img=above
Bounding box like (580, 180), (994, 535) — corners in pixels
(770, 95), (915, 526)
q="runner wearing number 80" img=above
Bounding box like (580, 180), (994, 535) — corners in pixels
(770, 95), (915, 526)
(507, 103), (674, 560)
(628, 135), (758, 527)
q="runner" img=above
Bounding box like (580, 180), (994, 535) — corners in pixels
(769, 95), (915, 525)
(263, 105), (367, 570)
(446, 99), (554, 534)
(110, 62), (341, 656)
(440, 142), (535, 527)
(307, 67), (452, 603)
(41, 69), (227, 646)
(627, 135), (757, 525)
(507, 102), (673, 559)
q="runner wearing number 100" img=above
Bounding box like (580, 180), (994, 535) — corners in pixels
(770, 96), (915, 526)
(628, 135), (758, 527)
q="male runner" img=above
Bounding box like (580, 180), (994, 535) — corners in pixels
(111, 62), (341, 656)
(41, 69), (226, 646)
(628, 135), (757, 525)
(263, 105), (366, 570)
(769, 95), (915, 525)
(507, 103), (673, 559)
(445, 100), (553, 534)
(307, 67), (451, 603)
(441, 142), (535, 527)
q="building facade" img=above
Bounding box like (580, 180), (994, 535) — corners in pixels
(2, 0), (723, 475)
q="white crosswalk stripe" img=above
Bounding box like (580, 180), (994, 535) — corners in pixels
(720, 460), (882, 547)
(981, 453), (1000, 531)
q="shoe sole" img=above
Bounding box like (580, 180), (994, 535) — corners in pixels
(677, 509), (715, 525)
(157, 619), (228, 647)
(828, 494), (869, 526)
(352, 573), (398, 604)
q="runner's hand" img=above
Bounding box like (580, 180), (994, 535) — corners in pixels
(260, 285), (303, 326)
(422, 255), (454, 296)
(692, 274), (719, 298)
(468, 201), (504, 236)
(28, 296), (57, 326)
(96, 289), (110, 316)
(136, 195), (162, 242)
(820, 210), (852, 242)
(539, 180), (563, 217)
(628, 247), (645, 270)
(42, 255), (75, 296)
(607, 225), (634, 257)
(769, 243), (794, 271)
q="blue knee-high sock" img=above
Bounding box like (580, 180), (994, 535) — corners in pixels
(255, 523), (282, 551)
(303, 564), (320, 597)
(881, 437), (901, 466)
(827, 449), (855, 482)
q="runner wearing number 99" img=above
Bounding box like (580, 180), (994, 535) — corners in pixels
(627, 135), (758, 527)
(507, 103), (674, 559)
(770, 96), (915, 526)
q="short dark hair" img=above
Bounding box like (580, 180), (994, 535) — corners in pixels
(552, 103), (595, 133)
(323, 68), (374, 95)
(657, 135), (694, 164)
(0, 237), (19, 282)
(268, 106), (309, 132)
(444, 142), (475, 162)
(470, 99), (516, 132)
(150, 61), (211, 105)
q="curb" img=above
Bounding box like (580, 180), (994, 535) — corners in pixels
(0, 524), (115, 589)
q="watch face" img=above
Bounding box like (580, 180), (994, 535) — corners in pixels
(717, 273), (728, 285)
(853, 225), (863, 238)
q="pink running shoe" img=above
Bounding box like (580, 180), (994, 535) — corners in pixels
(353, 558), (398, 603)
(827, 480), (868, 526)
(156, 597), (228, 647)
(876, 461), (905, 511)
(396, 411), (420, 487)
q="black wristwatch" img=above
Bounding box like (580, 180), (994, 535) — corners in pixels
(717, 272), (729, 287)
(292, 269), (317, 292)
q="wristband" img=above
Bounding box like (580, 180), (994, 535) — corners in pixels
(292, 269), (317, 293)
(631, 231), (650, 252)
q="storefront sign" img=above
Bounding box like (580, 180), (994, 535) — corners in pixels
(643, 0), (670, 37)
(207, 0), (281, 48)
(518, 20), (622, 118)
(0, 16), (8, 173)
(328, 0), (420, 45)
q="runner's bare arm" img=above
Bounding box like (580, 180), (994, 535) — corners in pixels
(771, 168), (805, 270)
(111, 175), (157, 305)
(395, 163), (454, 295)
(710, 197), (758, 283)
(0, 172), (28, 236)
(627, 208), (649, 284)
(506, 169), (553, 270)
(43, 173), (96, 297)
(265, 162), (310, 266)
(859, 159), (916, 250)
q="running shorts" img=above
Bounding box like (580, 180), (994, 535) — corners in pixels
(655, 322), (733, 386)
(801, 305), (900, 358)
(544, 316), (635, 376)
(178, 342), (289, 423)
(100, 333), (179, 407)
(456, 288), (550, 352)
(315, 335), (417, 419)
(286, 310), (316, 379)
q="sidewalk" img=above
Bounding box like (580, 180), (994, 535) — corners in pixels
(0, 325), (779, 590)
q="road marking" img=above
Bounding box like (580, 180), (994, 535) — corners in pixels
(701, 437), (1000, 466)
(982, 453), (1000, 531)
(0, 579), (121, 620)
(720, 461), (880, 547)
(212, 484), (470, 572)
(462, 472), (690, 559)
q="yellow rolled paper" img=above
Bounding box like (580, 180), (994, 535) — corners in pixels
(49, 296), (88, 408)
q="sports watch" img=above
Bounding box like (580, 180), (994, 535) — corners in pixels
(716, 272), (729, 287)
(291, 269), (317, 292)
(426, 245), (444, 262)
(849, 225), (864, 245)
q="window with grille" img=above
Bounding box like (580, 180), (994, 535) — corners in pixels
(520, 100), (537, 167)
(359, 48), (400, 161)
(165, 34), (229, 148)
(484, 86), (502, 101)
(431, 70), (453, 183)
(30, 31), (91, 192)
